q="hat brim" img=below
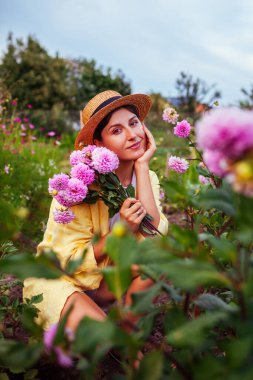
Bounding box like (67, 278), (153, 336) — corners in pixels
(75, 93), (152, 149)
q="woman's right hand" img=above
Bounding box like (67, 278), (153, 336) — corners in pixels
(119, 198), (146, 232)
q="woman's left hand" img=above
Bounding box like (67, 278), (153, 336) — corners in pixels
(134, 123), (156, 167)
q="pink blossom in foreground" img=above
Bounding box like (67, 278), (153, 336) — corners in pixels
(53, 208), (75, 224)
(168, 156), (189, 173)
(29, 124), (35, 129)
(92, 147), (119, 174)
(199, 175), (209, 185)
(4, 165), (10, 174)
(11, 100), (17, 106)
(70, 163), (95, 185)
(162, 107), (179, 124)
(14, 117), (21, 123)
(43, 324), (73, 368)
(54, 347), (73, 367)
(48, 131), (56, 137)
(43, 323), (58, 350)
(196, 107), (253, 159)
(203, 150), (228, 177)
(174, 120), (191, 138)
(49, 173), (69, 191)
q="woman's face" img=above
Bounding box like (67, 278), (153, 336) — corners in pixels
(94, 108), (147, 161)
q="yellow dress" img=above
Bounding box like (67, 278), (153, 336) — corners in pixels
(23, 170), (168, 329)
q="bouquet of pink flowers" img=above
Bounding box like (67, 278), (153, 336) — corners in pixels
(48, 145), (161, 236)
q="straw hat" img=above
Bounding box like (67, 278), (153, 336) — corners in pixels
(75, 90), (152, 149)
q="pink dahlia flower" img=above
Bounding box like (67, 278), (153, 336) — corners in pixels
(196, 107), (253, 159)
(53, 208), (75, 224)
(65, 178), (88, 203)
(162, 107), (179, 124)
(70, 163), (95, 185)
(203, 150), (228, 177)
(168, 156), (189, 173)
(70, 150), (83, 166)
(92, 147), (119, 174)
(174, 120), (191, 138)
(49, 173), (69, 191)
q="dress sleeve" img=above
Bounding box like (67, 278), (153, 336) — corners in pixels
(149, 170), (169, 235)
(37, 198), (98, 276)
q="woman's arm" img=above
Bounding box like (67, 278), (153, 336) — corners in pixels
(134, 124), (160, 229)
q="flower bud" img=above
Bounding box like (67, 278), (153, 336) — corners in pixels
(111, 222), (127, 237)
(52, 189), (58, 196)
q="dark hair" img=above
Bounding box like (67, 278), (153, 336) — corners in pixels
(93, 105), (140, 142)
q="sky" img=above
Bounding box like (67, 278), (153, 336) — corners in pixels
(1, 0), (253, 105)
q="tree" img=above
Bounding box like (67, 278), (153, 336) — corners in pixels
(0, 33), (71, 110)
(175, 72), (221, 120)
(66, 58), (132, 111)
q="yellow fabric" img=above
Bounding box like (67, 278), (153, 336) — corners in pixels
(23, 170), (168, 329)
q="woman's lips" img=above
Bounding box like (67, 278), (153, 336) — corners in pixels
(127, 141), (141, 150)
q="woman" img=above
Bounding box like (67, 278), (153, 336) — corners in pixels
(23, 90), (168, 332)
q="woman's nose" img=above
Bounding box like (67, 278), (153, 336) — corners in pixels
(126, 127), (137, 139)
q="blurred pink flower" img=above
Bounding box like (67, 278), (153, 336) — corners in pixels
(53, 208), (75, 224)
(196, 107), (253, 159)
(162, 107), (179, 124)
(168, 156), (189, 173)
(29, 123), (35, 129)
(31, 150), (35, 155)
(43, 323), (58, 350)
(27, 104), (32, 109)
(23, 117), (29, 123)
(49, 173), (69, 191)
(43, 324), (73, 368)
(159, 190), (165, 199)
(54, 347), (73, 368)
(199, 175), (209, 185)
(174, 120), (191, 138)
(20, 132), (26, 137)
(4, 165), (10, 174)
(48, 131), (56, 137)
(70, 162), (95, 185)
(203, 150), (228, 177)
(31, 136), (37, 141)
(14, 117), (21, 123)
(92, 147), (119, 173)
(21, 124), (26, 131)
(11, 100), (17, 106)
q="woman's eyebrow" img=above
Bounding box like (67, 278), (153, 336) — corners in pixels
(108, 116), (137, 130)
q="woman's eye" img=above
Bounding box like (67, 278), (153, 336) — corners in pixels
(112, 128), (121, 134)
(131, 121), (138, 126)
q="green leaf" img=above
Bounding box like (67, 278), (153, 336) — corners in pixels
(0, 341), (43, 372)
(30, 293), (43, 304)
(197, 188), (235, 216)
(194, 293), (238, 312)
(149, 260), (230, 291)
(137, 351), (163, 380)
(167, 311), (227, 348)
(102, 266), (131, 300)
(131, 282), (163, 313)
(0, 252), (63, 280)
(126, 184), (135, 197)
